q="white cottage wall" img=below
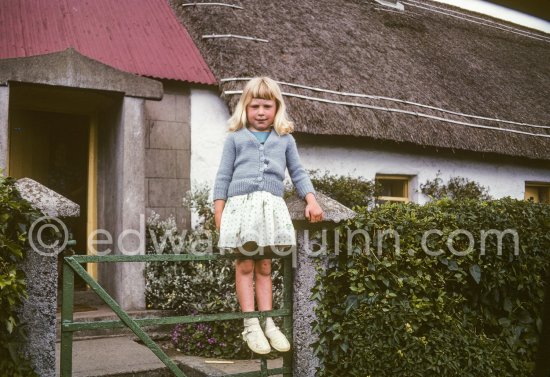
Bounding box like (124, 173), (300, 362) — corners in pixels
(190, 88), (230, 227)
(299, 145), (550, 204)
(191, 89), (550, 215)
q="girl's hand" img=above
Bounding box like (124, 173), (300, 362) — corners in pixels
(214, 200), (226, 230)
(304, 193), (324, 223)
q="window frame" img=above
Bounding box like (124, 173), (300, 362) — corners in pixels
(376, 174), (411, 204)
(525, 181), (550, 204)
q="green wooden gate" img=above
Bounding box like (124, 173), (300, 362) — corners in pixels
(60, 253), (293, 376)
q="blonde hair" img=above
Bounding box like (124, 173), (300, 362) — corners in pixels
(227, 77), (294, 135)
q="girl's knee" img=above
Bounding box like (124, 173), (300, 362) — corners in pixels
(255, 259), (271, 276)
(236, 259), (255, 275)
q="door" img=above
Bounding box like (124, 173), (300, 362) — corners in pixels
(9, 109), (90, 287)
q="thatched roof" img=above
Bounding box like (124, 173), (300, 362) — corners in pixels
(171, 0), (550, 161)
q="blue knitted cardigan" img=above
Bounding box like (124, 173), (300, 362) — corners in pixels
(213, 128), (315, 201)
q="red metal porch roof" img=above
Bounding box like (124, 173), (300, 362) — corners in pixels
(0, 0), (216, 85)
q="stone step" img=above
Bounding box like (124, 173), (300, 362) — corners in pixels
(55, 336), (284, 377)
(56, 304), (177, 341)
(57, 288), (107, 308)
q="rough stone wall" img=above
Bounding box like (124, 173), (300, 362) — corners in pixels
(292, 230), (326, 377)
(145, 82), (191, 229)
(287, 193), (356, 377)
(18, 246), (57, 377)
(14, 178), (80, 377)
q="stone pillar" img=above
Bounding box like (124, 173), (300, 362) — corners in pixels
(14, 178), (79, 377)
(286, 192), (356, 377)
(96, 96), (147, 310)
(292, 228), (325, 375)
(0, 85), (9, 172)
(116, 96), (146, 310)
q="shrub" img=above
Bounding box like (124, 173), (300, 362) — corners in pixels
(420, 172), (491, 201)
(171, 320), (244, 358)
(308, 170), (381, 209)
(312, 198), (550, 376)
(144, 185), (284, 359)
(0, 174), (40, 377)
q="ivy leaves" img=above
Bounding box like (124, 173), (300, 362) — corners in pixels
(0, 174), (40, 376)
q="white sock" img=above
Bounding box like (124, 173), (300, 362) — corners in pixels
(265, 317), (277, 331)
(244, 317), (260, 328)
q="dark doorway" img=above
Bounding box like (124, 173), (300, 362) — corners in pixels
(9, 109), (89, 289)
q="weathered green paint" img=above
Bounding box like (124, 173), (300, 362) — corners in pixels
(60, 262), (74, 377)
(71, 253), (275, 263)
(62, 309), (291, 332)
(219, 367), (291, 377)
(64, 257), (186, 377)
(282, 256), (293, 377)
(260, 357), (268, 377)
(60, 252), (294, 376)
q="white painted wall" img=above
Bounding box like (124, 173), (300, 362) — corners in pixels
(191, 88), (550, 216)
(298, 143), (550, 204)
(190, 88), (230, 226)
(190, 87), (229, 184)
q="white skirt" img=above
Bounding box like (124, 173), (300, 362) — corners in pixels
(218, 191), (296, 249)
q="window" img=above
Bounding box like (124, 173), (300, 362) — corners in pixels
(525, 183), (549, 204)
(376, 175), (410, 203)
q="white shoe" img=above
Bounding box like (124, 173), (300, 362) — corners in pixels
(264, 326), (291, 352)
(242, 324), (271, 354)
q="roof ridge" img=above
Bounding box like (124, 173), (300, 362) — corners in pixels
(405, 0), (550, 42)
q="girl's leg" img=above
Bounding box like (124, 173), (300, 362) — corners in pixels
(235, 259), (255, 312)
(254, 259), (272, 311)
(255, 257), (290, 352)
(236, 258), (271, 354)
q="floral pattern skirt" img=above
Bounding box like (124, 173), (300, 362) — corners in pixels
(218, 191), (296, 250)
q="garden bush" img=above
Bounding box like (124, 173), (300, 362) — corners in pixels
(0, 174), (39, 377)
(144, 184), (284, 359)
(306, 170), (380, 209)
(420, 172), (491, 201)
(312, 198), (550, 376)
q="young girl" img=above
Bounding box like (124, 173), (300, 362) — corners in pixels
(213, 77), (324, 354)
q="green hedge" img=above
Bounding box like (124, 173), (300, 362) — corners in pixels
(307, 170), (380, 209)
(420, 172), (491, 200)
(0, 175), (39, 377)
(312, 198), (550, 376)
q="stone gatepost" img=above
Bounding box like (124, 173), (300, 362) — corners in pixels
(15, 178), (79, 377)
(286, 192), (356, 377)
